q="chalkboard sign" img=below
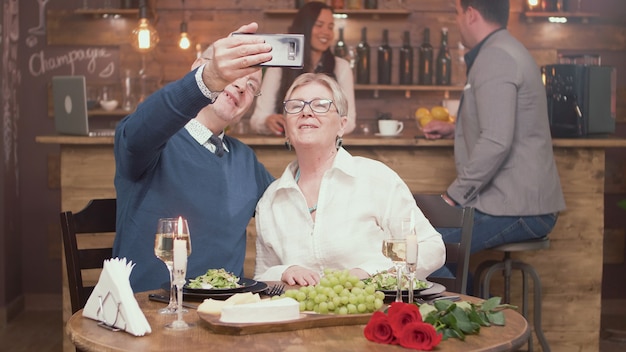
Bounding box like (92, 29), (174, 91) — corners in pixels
(28, 46), (120, 83)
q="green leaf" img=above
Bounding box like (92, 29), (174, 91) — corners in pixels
(457, 320), (477, 334)
(419, 303), (438, 318)
(481, 297), (502, 311)
(468, 308), (486, 325)
(478, 311), (491, 326)
(451, 306), (471, 324)
(444, 327), (466, 341)
(434, 299), (455, 311)
(488, 311), (506, 326)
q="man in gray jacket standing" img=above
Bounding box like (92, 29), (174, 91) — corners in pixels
(422, 0), (565, 257)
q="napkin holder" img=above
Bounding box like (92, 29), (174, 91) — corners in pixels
(82, 257), (152, 336)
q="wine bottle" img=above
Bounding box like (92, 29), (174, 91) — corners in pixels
(418, 28), (434, 85)
(377, 29), (392, 85)
(356, 27), (370, 84)
(334, 27), (348, 59)
(435, 27), (452, 86)
(331, 0), (345, 10)
(364, 0), (378, 9)
(398, 30), (413, 85)
(346, 0), (362, 9)
(295, 0), (306, 9)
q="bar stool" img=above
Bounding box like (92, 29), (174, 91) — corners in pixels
(474, 237), (551, 352)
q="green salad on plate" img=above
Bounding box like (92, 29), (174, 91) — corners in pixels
(187, 268), (241, 289)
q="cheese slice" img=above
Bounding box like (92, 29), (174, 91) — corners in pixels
(220, 297), (300, 323)
(197, 292), (261, 315)
(197, 298), (228, 315)
(225, 292), (260, 305)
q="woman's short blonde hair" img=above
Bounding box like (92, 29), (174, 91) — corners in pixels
(283, 73), (348, 117)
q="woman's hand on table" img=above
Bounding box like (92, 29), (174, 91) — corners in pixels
(282, 265), (320, 286)
(348, 268), (370, 280)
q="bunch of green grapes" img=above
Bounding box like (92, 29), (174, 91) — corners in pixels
(279, 269), (385, 314)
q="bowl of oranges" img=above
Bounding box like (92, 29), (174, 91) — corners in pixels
(415, 106), (455, 128)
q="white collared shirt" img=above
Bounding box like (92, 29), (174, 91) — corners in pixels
(254, 148), (446, 281)
(184, 119), (229, 155)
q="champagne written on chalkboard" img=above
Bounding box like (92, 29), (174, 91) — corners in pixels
(435, 27), (452, 86)
(399, 30), (413, 85)
(418, 28), (434, 85)
(377, 29), (392, 85)
(334, 27), (348, 59)
(356, 27), (371, 84)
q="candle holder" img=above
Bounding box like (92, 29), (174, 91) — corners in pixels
(165, 217), (193, 330)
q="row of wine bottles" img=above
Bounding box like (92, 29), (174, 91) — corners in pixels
(334, 27), (452, 86)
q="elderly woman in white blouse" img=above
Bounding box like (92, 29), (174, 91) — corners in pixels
(253, 73), (445, 286)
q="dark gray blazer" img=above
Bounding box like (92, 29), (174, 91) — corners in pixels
(447, 30), (566, 216)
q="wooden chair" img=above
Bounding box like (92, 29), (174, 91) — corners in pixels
(60, 198), (116, 314)
(413, 193), (474, 295)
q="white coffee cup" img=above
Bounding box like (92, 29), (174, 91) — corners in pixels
(378, 120), (404, 136)
(442, 99), (460, 117)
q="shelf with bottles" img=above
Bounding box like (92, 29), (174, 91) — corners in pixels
(521, 11), (599, 23)
(263, 9), (409, 19)
(354, 84), (463, 99)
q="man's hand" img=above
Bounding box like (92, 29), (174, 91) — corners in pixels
(202, 22), (272, 93)
(265, 114), (285, 135)
(422, 120), (455, 140)
(281, 265), (321, 286)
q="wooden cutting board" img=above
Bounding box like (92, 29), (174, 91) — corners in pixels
(197, 311), (373, 335)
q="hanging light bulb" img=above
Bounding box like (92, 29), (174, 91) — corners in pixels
(526, 0), (540, 11)
(179, 22), (190, 50)
(130, 0), (159, 53)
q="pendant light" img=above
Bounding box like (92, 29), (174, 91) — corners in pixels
(178, 0), (190, 50)
(130, 0), (159, 53)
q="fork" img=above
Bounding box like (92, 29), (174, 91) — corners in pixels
(266, 284), (285, 296)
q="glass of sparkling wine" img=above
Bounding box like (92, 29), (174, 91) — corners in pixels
(154, 217), (191, 314)
(165, 216), (193, 330)
(382, 218), (410, 302)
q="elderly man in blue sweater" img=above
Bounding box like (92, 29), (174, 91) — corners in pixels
(113, 23), (275, 292)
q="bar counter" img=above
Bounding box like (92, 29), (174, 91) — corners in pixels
(37, 134), (626, 352)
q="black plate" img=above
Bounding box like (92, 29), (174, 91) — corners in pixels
(381, 280), (434, 296)
(184, 277), (258, 294)
(160, 278), (268, 301)
(382, 282), (446, 303)
(175, 281), (269, 301)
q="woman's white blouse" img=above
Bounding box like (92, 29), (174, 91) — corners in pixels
(254, 148), (445, 281)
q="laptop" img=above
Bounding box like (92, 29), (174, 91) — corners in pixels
(52, 76), (116, 137)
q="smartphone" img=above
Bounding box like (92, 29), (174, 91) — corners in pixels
(233, 33), (304, 69)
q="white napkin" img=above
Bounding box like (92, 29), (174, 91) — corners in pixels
(82, 257), (152, 336)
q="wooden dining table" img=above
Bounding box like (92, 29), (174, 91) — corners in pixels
(66, 285), (530, 352)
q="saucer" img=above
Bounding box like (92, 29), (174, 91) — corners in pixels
(375, 132), (401, 137)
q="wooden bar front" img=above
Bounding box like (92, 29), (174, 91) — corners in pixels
(37, 135), (626, 352)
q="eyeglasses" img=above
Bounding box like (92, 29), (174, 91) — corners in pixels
(283, 99), (335, 114)
(244, 79), (262, 97)
(201, 57), (261, 97)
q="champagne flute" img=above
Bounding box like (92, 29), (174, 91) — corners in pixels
(154, 217), (191, 314)
(165, 216), (193, 330)
(382, 218), (410, 302)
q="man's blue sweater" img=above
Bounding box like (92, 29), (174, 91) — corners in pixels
(113, 69), (274, 292)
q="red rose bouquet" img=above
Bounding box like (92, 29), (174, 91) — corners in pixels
(364, 302), (442, 350)
(365, 297), (516, 348)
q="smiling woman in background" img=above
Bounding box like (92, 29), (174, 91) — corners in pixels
(253, 73), (444, 286)
(249, 1), (356, 135)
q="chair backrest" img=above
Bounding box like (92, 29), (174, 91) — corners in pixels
(413, 193), (474, 294)
(60, 198), (116, 314)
